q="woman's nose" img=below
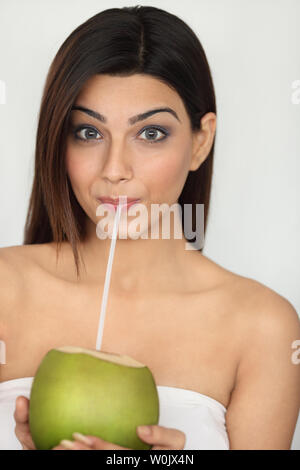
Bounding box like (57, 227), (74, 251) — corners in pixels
(100, 144), (133, 184)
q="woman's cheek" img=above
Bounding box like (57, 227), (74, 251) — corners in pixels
(145, 151), (190, 203)
(66, 149), (97, 189)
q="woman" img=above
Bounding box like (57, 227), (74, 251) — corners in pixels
(0, 5), (299, 450)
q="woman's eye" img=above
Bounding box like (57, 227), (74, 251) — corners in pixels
(73, 126), (101, 142)
(72, 125), (169, 144)
(139, 126), (168, 144)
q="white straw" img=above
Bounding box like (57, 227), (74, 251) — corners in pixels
(95, 203), (123, 351)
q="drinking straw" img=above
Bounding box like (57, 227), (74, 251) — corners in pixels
(95, 200), (123, 351)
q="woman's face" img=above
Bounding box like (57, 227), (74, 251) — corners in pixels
(65, 73), (212, 238)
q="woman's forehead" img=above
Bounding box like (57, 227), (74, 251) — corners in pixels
(74, 74), (187, 124)
(77, 74), (181, 105)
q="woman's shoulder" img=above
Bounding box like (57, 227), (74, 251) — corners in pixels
(0, 244), (44, 278)
(0, 243), (56, 299)
(0, 242), (80, 296)
(0, 244), (32, 290)
(240, 276), (300, 346)
(0, 246), (29, 329)
(231, 271), (298, 326)
(200, 253), (299, 331)
(202, 257), (300, 388)
(0, 243), (68, 335)
(230, 272), (298, 352)
(0, 242), (52, 263)
(0, 242), (69, 275)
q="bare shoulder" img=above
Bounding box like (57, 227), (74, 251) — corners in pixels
(222, 269), (300, 379)
(200, 253), (300, 342)
(0, 243), (50, 277)
(0, 243), (55, 311)
(0, 242), (68, 275)
(0, 246), (27, 332)
(0, 245), (28, 305)
(234, 274), (299, 336)
(210, 254), (297, 316)
(220, 270), (300, 448)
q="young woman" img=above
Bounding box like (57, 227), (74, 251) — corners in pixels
(0, 5), (299, 450)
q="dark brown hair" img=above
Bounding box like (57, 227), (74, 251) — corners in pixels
(23, 5), (217, 278)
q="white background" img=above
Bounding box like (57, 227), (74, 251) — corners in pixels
(0, 0), (299, 449)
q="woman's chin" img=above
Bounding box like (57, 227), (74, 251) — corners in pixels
(95, 221), (149, 241)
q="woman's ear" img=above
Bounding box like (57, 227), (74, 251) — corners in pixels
(190, 112), (217, 171)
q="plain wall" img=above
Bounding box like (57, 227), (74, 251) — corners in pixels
(0, 0), (299, 449)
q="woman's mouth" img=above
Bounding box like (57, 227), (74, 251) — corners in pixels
(96, 197), (141, 211)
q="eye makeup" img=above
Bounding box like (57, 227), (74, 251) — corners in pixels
(70, 124), (101, 142)
(69, 122), (171, 144)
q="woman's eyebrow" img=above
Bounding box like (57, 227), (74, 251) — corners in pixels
(70, 105), (181, 125)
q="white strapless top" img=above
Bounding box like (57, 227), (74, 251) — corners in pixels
(0, 377), (230, 450)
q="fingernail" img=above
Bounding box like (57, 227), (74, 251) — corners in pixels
(72, 432), (94, 446)
(137, 425), (151, 436)
(60, 439), (76, 449)
(15, 397), (22, 407)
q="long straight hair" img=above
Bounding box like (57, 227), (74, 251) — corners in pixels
(24, 5), (217, 278)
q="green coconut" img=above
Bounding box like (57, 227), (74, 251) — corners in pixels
(29, 346), (159, 450)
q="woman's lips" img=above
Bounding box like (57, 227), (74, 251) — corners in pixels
(98, 196), (139, 204)
(96, 197), (141, 211)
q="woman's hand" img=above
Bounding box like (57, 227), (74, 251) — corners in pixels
(14, 396), (37, 450)
(14, 395), (186, 450)
(52, 426), (186, 450)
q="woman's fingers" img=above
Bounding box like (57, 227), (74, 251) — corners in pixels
(55, 426), (186, 450)
(74, 435), (131, 450)
(14, 396), (29, 426)
(13, 402), (185, 451)
(137, 425), (186, 450)
(51, 442), (90, 450)
(52, 436), (131, 450)
(14, 396), (36, 450)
